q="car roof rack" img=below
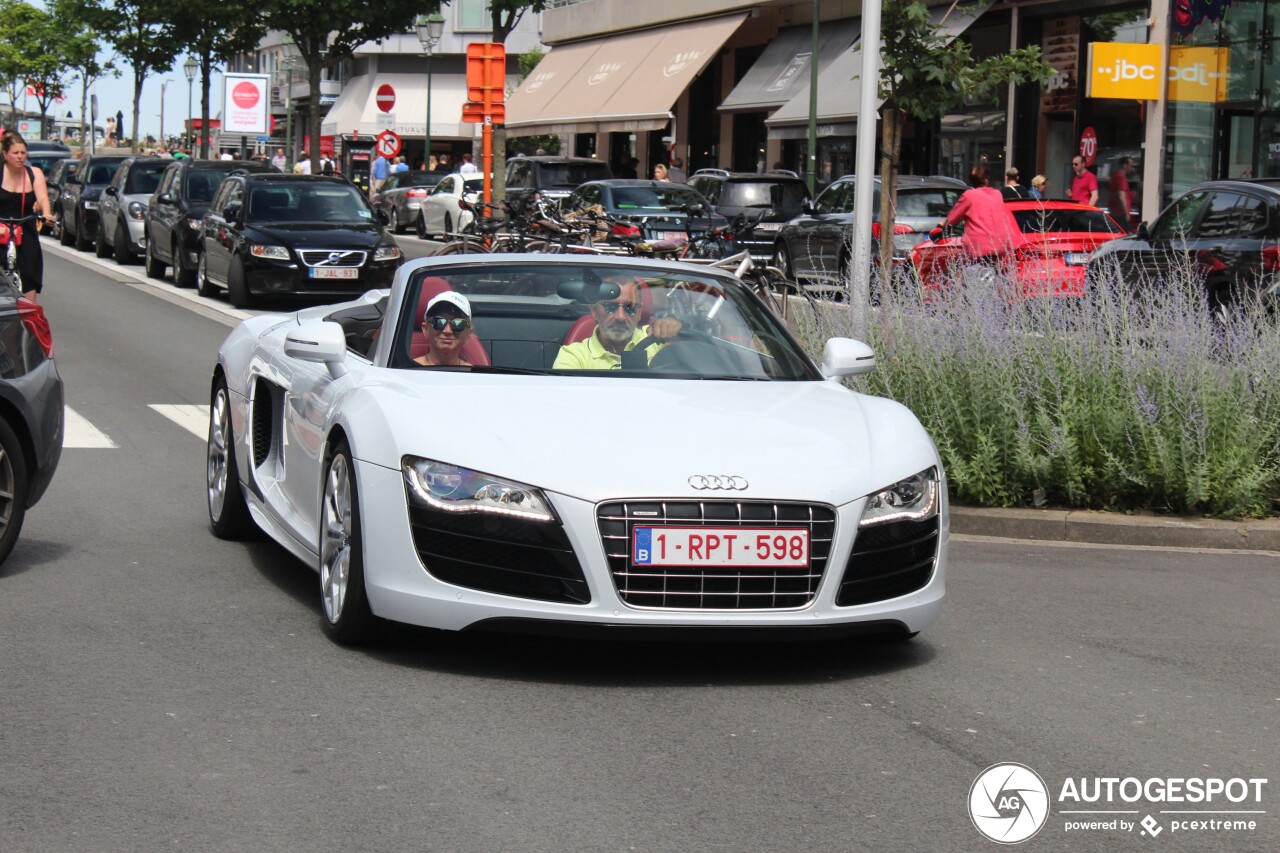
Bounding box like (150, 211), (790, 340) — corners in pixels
(761, 169), (799, 178)
(691, 168), (731, 178)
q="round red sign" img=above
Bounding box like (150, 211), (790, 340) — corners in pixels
(1079, 126), (1098, 167)
(232, 80), (260, 110)
(376, 84), (396, 113)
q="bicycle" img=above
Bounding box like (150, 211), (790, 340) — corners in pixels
(0, 213), (44, 294)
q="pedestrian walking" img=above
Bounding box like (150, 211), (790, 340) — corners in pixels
(458, 152), (478, 174)
(370, 152), (390, 195)
(1070, 156), (1098, 206)
(653, 163), (670, 182)
(1108, 157), (1135, 231)
(0, 131), (55, 301)
(942, 165), (1022, 267)
(1029, 175), (1048, 200)
(271, 148), (286, 172)
(668, 158), (687, 183)
(1000, 167), (1030, 200)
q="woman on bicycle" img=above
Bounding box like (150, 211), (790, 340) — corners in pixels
(0, 130), (55, 301)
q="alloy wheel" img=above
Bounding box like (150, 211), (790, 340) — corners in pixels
(319, 455), (353, 624)
(207, 387), (231, 521)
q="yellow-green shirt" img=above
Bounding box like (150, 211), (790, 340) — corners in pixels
(553, 326), (663, 370)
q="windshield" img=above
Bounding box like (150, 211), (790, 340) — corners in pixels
(539, 163), (612, 188)
(184, 168), (239, 202)
(611, 185), (705, 211)
(247, 183), (374, 223)
(390, 262), (818, 380)
(125, 162), (168, 194)
(720, 181), (809, 211)
(87, 161), (124, 185)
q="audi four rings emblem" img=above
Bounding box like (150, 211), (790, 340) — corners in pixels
(688, 475), (749, 491)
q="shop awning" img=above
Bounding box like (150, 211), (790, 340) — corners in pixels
(505, 14), (747, 136)
(321, 73), (493, 140)
(765, 1), (989, 134)
(719, 19), (860, 114)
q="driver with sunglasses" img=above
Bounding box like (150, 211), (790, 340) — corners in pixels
(552, 276), (682, 370)
(414, 291), (476, 367)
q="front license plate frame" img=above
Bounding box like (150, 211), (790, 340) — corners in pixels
(310, 267), (360, 280)
(632, 526), (810, 568)
(1064, 252), (1091, 265)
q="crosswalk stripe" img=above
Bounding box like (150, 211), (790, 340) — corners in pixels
(64, 406), (118, 448)
(149, 404), (209, 440)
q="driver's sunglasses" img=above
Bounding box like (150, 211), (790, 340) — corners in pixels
(600, 300), (639, 316)
(427, 316), (471, 333)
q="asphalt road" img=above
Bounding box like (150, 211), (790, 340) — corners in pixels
(0, 242), (1275, 852)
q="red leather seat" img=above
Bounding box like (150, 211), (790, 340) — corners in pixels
(562, 276), (653, 345)
(409, 276), (490, 365)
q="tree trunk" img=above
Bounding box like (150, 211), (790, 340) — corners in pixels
(308, 58), (322, 169)
(200, 53), (212, 159)
(878, 108), (899, 281)
(79, 81), (88, 150)
(492, 126), (507, 205)
(132, 70), (143, 153)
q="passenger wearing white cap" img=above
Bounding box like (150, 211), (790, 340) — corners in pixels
(415, 291), (475, 367)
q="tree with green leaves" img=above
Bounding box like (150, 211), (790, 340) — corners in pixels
(875, 0), (1054, 275)
(67, 0), (183, 152)
(0, 1), (49, 130)
(261, 0), (426, 168)
(170, 3), (265, 158)
(51, 0), (116, 148)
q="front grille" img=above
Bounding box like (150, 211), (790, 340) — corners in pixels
(299, 249), (367, 268)
(836, 515), (938, 606)
(406, 498), (590, 605)
(597, 501), (836, 610)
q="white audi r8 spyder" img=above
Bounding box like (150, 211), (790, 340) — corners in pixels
(206, 253), (948, 644)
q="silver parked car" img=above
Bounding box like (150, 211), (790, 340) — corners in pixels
(371, 171), (441, 234)
(97, 157), (168, 264)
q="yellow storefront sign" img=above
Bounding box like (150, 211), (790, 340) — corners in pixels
(1088, 43), (1230, 103)
(1168, 46), (1229, 103)
(1088, 42), (1162, 100)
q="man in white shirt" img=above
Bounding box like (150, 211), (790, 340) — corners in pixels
(219, 151), (233, 161)
(458, 152), (479, 174)
(294, 154), (311, 175)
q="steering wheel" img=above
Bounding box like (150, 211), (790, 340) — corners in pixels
(628, 327), (742, 374)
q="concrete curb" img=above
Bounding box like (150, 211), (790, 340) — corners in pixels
(950, 506), (1280, 552)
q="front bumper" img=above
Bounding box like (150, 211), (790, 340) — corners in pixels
(243, 255), (399, 297)
(357, 461), (947, 636)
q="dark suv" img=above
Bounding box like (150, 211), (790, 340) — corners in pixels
(59, 155), (128, 251)
(505, 155), (613, 211)
(144, 158), (273, 287)
(687, 169), (811, 261)
(1089, 180), (1280, 311)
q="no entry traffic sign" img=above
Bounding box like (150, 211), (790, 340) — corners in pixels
(376, 84), (396, 113)
(376, 130), (402, 159)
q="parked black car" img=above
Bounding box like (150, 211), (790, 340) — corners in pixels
(687, 169), (811, 261)
(144, 158), (274, 287)
(0, 280), (63, 566)
(196, 173), (403, 308)
(39, 158), (75, 241)
(560, 180), (728, 242)
(59, 155), (128, 251)
(771, 174), (965, 284)
(1089, 180), (1280, 311)
(97, 156), (167, 264)
(505, 155), (613, 211)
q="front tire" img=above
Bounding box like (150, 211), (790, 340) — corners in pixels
(114, 222), (135, 264)
(388, 207), (400, 233)
(772, 242), (795, 281)
(319, 441), (377, 644)
(207, 378), (255, 540)
(227, 256), (250, 308)
(94, 221), (112, 258)
(74, 212), (91, 251)
(143, 236), (165, 278)
(416, 211), (428, 240)
(173, 237), (196, 288)
(56, 211), (70, 245)
(0, 416), (30, 567)
(196, 251), (218, 298)
(443, 213), (453, 239)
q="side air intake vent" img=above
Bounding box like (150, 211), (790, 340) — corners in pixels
(251, 377), (274, 469)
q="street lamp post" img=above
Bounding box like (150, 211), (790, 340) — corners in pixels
(183, 57), (196, 154)
(159, 78), (173, 148)
(416, 13), (445, 168)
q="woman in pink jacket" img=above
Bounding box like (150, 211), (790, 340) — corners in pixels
(943, 166), (1022, 264)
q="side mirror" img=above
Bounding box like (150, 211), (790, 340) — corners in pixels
(156, 191), (175, 204)
(802, 199), (816, 215)
(1136, 221), (1150, 241)
(105, 186), (118, 196)
(928, 227), (944, 241)
(821, 337), (876, 379)
(375, 208), (389, 225)
(284, 321), (348, 379)
(66, 174), (80, 186)
(222, 204), (241, 222)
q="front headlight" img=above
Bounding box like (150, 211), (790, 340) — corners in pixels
(249, 244), (290, 260)
(859, 467), (939, 527)
(403, 456), (555, 522)
(374, 245), (401, 262)
(83, 200), (99, 210)
(128, 201), (147, 220)
(185, 217), (202, 230)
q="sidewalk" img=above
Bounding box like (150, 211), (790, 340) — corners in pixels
(951, 506), (1280, 552)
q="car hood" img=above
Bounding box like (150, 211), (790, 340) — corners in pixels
(357, 375), (937, 506)
(248, 222), (384, 247)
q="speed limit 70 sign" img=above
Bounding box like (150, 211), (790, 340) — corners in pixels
(376, 130), (402, 159)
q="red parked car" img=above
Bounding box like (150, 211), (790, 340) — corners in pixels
(910, 200), (1128, 297)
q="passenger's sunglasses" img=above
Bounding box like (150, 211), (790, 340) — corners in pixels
(600, 300), (639, 316)
(427, 316), (471, 333)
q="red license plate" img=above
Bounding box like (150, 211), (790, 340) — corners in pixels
(632, 527), (810, 568)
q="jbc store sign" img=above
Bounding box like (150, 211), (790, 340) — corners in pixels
(1086, 43), (1229, 103)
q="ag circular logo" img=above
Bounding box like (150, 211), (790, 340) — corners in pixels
(969, 763), (1050, 844)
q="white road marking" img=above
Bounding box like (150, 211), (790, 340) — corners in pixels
(63, 406), (117, 448)
(149, 404), (209, 440)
